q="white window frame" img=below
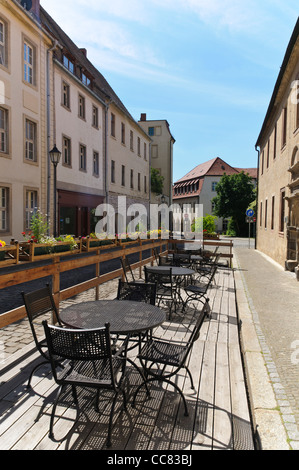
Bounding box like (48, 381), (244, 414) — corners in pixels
(25, 190), (38, 231)
(24, 40), (34, 85)
(0, 107), (8, 154)
(0, 186), (8, 232)
(25, 119), (37, 162)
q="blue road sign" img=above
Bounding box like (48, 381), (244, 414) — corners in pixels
(246, 209), (254, 217)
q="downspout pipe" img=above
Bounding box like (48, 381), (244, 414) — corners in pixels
(46, 40), (59, 230)
(255, 144), (260, 250)
(104, 100), (112, 206)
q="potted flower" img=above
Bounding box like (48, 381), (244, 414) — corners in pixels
(20, 209), (81, 261)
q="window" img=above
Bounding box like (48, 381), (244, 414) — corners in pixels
(273, 123), (277, 159)
(148, 127), (154, 136)
(63, 54), (74, 74)
(24, 40), (35, 85)
(121, 122), (125, 144)
(93, 151), (99, 176)
(0, 107), (8, 154)
(151, 145), (158, 159)
(264, 199), (268, 229)
(144, 175), (147, 193)
(111, 113), (115, 137)
(138, 173), (141, 191)
(78, 95), (85, 119)
(130, 169), (134, 189)
(0, 18), (8, 68)
(211, 182), (217, 191)
(261, 150), (264, 175)
(267, 140), (270, 168)
(279, 189), (285, 233)
(0, 186), (9, 231)
(271, 196), (275, 230)
(62, 136), (71, 166)
(25, 119), (37, 162)
(130, 130), (134, 151)
(111, 160), (115, 183)
(121, 165), (125, 186)
(92, 106), (98, 128)
(79, 144), (86, 171)
(81, 72), (90, 87)
(260, 202), (263, 227)
(62, 82), (70, 109)
(282, 106), (287, 148)
(25, 190), (38, 231)
(144, 143), (147, 160)
(137, 137), (141, 156)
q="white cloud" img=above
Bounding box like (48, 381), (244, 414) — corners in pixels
(150, 0), (260, 33)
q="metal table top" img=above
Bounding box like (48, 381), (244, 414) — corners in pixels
(146, 266), (195, 276)
(60, 300), (166, 335)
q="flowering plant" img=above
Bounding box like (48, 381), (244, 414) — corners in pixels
(55, 235), (78, 250)
(0, 240), (6, 247)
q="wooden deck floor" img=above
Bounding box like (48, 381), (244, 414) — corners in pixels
(0, 266), (255, 451)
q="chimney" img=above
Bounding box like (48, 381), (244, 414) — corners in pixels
(30, 0), (40, 20)
(140, 113), (147, 121)
(80, 48), (87, 57)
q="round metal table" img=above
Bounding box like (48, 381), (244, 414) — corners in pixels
(145, 266), (195, 277)
(60, 299), (166, 334)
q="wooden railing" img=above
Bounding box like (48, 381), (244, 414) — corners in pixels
(0, 239), (168, 329)
(0, 237), (233, 329)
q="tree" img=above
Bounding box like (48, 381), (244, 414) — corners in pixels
(151, 167), (164, 195)
(212, 172), (255, 236)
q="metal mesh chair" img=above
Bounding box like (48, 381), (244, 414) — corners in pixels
(144, 266), (178, 319)
(173, 253), (192, 268)
(182, 265), (217, 313)
(43, 321), (128, 447)
(158, 254), (173, 266)
(117, 279), (156, 305)
(21, 283), (62, 388)
(120, 256), (144, 283)
(132, 307), (208, 416)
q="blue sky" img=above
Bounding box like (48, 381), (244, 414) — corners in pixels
(40, 0), (298, 182)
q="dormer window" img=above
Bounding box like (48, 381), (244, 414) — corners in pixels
(63, 54), (74, 74)
(81, 72), (91, 87)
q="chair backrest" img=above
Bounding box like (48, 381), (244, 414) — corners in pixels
(117, 279), (156, 305)
(173, 253), (191, 267)
(152, 248), (159, 264)
(43, 321), (115, 384)
(158, 255), (172, 266)
(144, 266), (173, 287)
(120, 256), (135, 282)
(22, 284), (61, 348)
(177, 308), (208, 367)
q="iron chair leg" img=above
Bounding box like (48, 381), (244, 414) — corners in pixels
(27, 360), (50, 388)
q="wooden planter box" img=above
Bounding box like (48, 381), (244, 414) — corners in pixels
(203, 233), (219, 240)
(19, 239), (82, 262)
(0, 242), (19, 266)
(82, 237), (118, 252)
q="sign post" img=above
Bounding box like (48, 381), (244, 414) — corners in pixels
(246, 209), (254, 249)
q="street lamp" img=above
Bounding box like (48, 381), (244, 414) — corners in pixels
(49, 145), (61, 237)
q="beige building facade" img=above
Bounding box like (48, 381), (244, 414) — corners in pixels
(138, 114), (175, 206)
(0, 0), (152, 241)
(256, 18), (299, 277)
(0, 0), (53, 243)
